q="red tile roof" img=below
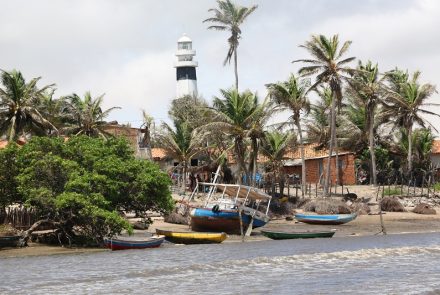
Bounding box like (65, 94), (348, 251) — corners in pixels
(151, 148), (168, 160)
(432, 140), (440, 154)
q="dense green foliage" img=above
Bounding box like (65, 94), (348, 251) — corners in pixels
(0, 136), (173, 243)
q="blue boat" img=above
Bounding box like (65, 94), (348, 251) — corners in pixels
(187, 183), (272, 234)
(294, 213), (357, 225)
(104, 236), (165, 251)
(190, 207), (268, 233)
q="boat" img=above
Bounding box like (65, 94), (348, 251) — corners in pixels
(155, 228), (228, 244)
(294, 213), (357, 225)
(104, 236), (165, 250)
(0, 235), (21, 248)
(261, 229), (335, 240)
(185, 182), (272, 234)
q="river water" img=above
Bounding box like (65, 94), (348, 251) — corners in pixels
(1, 232), (440, 294)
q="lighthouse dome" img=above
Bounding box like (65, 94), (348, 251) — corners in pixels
(178, 34), (192, 43)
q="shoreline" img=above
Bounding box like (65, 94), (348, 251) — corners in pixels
(1, 211), (440, 258)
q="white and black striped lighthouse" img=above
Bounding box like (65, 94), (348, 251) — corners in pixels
(174, 34), (198, 98)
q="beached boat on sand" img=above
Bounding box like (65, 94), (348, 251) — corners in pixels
(182, 182), (272, 235)
(294, 213), (357, 225)
(104, 236), (164, 251)
(261, 229), (335, 240)
(155, 228), (228, 244)
(0, 235), (21, 248)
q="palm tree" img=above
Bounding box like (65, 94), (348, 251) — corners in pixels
(0, 69), (57, 141)
(347, 61), (384, 185)
(61, 92), (120, 138)
(204, 0), (258, 90)
(384, 70), (438, 174)
(294, 34), (355, 196)
(260, 130), (294, 195)
(156, 120), (202, 192)
(140, 110), (154, 160)
(201, 88), (265, 184)
(307, 87), (332, 149)
(266, 74), (310, 195)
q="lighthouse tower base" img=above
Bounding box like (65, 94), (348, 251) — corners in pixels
(176, 79), (198, 98)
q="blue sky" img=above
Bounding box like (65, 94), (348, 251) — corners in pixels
(1, 0), (439, 131)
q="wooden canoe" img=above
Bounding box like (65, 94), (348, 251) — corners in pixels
(155, 229), (228, 244)
(104, 236), (164, 251)
(294, 213), (357, 225)
(0, 235), (21, 248)
(261, 229), (335, 240)
(190, 207), (268, 234)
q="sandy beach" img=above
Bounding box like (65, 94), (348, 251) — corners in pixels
(2, 186), (440, 258)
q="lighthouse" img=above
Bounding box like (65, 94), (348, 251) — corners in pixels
(174, 34), (198, 98)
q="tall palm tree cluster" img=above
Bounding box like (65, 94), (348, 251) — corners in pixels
(157, 0), (439, 196)
(2, 1), (438, 197)
(0, 70), (120, 141)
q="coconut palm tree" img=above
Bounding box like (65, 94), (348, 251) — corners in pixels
(0, 69), (57, 141)
(201, 88), (265, 184)
(260, 130), (294, 195)
(294, 34), (355, 196)
(61, 92), (120, 138)
(156, 120), (202, 192)
(346, 61), (384, 185)
(307, 87), (332, 149)
(204, 0), (257, 90)
(384, 70), (439, 174)
(266, 74), (310, 195)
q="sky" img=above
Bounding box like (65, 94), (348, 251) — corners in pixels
(1, 0), (439, 131)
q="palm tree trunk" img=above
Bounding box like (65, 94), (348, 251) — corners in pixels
(234, 49), (238, 91)
(235, 138), (247, 184)
(408, 126), (413, 174)
(182, 162), (187, 193)
(369, 111), (377, 185)
(251, 137), (258, 187)
(296, 120), (306, 197)
(335, 138), (340, 186)
(324, 94), (337, 197)
(8, 115), (17, 142)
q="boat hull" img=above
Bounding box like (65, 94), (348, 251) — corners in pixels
(155, 229), (228, 244)
(190, 208), (268, 234)
(104, 236), (164, 250)
(0, 235), (21, 248)
(261, 230), (335, 240)
(294, 213), (357, 225)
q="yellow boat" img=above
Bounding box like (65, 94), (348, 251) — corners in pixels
(155, 228), (228, 244)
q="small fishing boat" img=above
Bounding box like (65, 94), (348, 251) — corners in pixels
(0, 235), (21, 248)
(294, 213), (357, 225)
(261, 229), (335, 240)
(104, 236), (164, 251)
(186, 182), (272, 234)
(155, 228), (228, 244)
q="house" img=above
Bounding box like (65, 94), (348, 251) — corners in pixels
(282, 143), (356, 185)
(430, 140), (440, 168)
(102, 125), (150, 159)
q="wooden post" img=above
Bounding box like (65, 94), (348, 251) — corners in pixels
(379, 185), (387, 235)
(308, 183), (311, 198)
(315, 182), (318, 198)
(238, 208), (244, 242)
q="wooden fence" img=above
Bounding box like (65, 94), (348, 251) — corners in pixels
(0, 207), (38, 230)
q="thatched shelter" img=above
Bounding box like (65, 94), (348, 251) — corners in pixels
(413, 203), (437, 215)
(381, 197), (405, 212)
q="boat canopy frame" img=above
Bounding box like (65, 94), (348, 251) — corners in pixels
(186, 182), (272, 215)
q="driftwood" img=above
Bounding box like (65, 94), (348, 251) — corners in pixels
(19, 219), (52, 247)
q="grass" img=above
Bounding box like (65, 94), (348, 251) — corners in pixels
(383, 187), (401, 196)
(432, 183), (440, 191)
